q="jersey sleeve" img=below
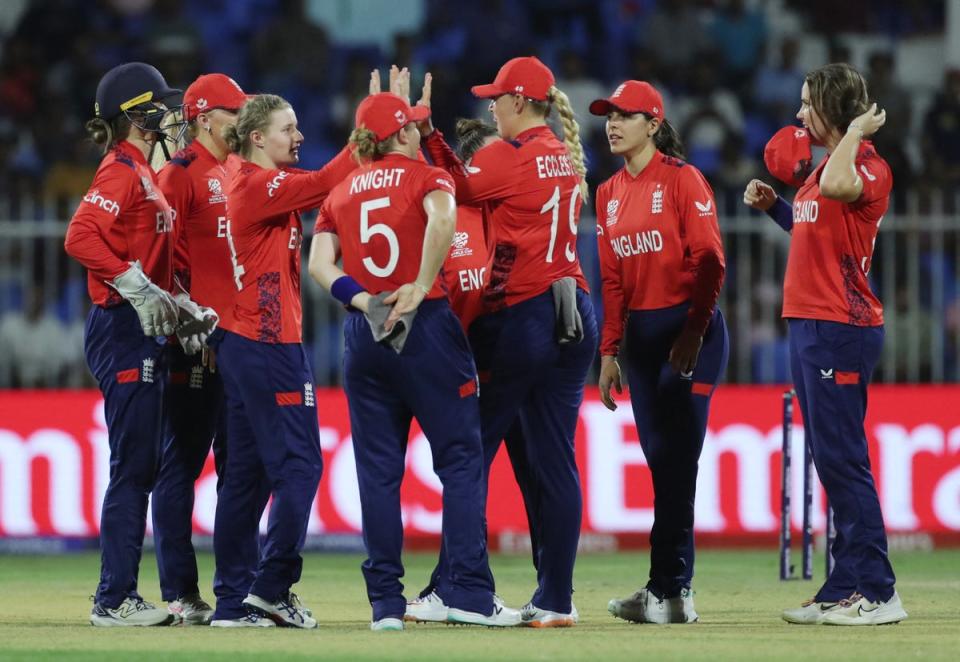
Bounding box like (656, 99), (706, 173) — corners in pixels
(156, 163), (195, 290)
(314, 198), (338, 235)
(850, 149), (893, 220)
(417, 165), (457, 200)
(422, 131), (518, 205)
(674, 166), (726, 337)
(595, 185), (627, 356)
(64, 162), (138, 281)
(243, 146), (357, 220)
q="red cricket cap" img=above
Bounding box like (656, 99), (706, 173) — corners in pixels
(764, 125), (813, 187)
(355, 92), (431, 141)
(183, 73), (250, 121)
(589, 80), (664, 119)
(471, 56), (555, 101)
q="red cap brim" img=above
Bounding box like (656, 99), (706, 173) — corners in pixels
(471, 83), (503, 99)
(408, 104), (431, 122)
(589, 99), (618, 116)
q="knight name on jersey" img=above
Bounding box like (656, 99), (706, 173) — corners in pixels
(794, 199), (819, 223)
(535, 154), (575, 180)
(611, 230), (664, 258)
(349, 167), (406, 195)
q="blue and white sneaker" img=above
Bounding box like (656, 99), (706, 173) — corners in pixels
(371, 617), (404, 631)
(210, 613), (276, 628)
(168, 593), (214, 625)
(608, 587), (698, 624)
(242, 592), (317, 629)
(447, 595), (522, 627)
(822, 592), (907, 626)
(90, 597), (175, 627)
(405, 591), (449, 623)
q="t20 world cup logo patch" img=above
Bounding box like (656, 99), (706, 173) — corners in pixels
(606, 199), (620, 226)
(450, 231), (473, 259)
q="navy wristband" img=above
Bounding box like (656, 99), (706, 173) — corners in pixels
(330, 275), (366, 307)
(765, 196), (794, 232)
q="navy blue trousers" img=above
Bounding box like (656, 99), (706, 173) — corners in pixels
(210, 330), (322, 618)
(788, 319), (895, 603)
(623, 303), (729, 598)
(84, 303), (168, 609)
(344, 299), (494, 621)
(152, 345), (227, 602)
(430, 289), (598, 613)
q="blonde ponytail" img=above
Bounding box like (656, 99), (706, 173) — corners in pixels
(549, 85), (589, 200)
(348, 126), (394, 164)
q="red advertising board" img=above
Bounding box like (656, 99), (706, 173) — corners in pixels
(1, 387), (959, 546)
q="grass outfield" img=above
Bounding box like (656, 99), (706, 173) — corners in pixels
(0, 549), (957, 660)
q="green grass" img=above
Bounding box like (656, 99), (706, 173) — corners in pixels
(0, 550), (957, 660)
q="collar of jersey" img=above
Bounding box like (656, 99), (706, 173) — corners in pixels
(114, 140), (149, 166)
(512, 125), (552, 144)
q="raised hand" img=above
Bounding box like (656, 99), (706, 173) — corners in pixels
(848, 102), (886, 138)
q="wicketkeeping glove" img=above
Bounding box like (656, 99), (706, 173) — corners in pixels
(107, 260), (178, 337)
(172, 278), (219, 356)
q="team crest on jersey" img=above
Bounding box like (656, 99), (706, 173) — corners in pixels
(189, 365), (204, 389)
(141, 175), (159, 201)
(651, 185), (663, 214)
(208, 177), (227, 204)
(606, 199), (620, 226)
(450, 231), (473, 258)
(304, 382), (315, 408)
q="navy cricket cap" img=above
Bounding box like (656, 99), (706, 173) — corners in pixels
(95, 62), (181, 120)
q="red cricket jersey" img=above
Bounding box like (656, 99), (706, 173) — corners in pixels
(443, 205), (491, 330)
(157, 141), (236, 318)
(220, 146), (355, 343)
(316, 153), (456, 298)
(65, 140), (176, 306)
(783, 141), (891, 326)
(423, 127), (588, 309)
(595, 153), (726, 356)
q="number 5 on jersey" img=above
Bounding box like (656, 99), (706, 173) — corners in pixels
(360, 196), (398, 277)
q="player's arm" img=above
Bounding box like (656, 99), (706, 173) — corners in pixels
(820, 103), (886, 202)
(308, 204), (371, 313)
(421, 133), (517, 205)
(743, 178), (794, 233)
(64, 164), (137, 280)
(65, 165), (177, 336)
(674, 167), (726, 372)
(249, 146), (357, 220)
(384, 187), (457, 327)
(595, 189), (626, 410)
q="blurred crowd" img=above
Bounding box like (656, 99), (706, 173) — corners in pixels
(0, 0), (956, 386)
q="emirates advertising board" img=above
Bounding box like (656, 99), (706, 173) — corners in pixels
(1, 387), (959, 549)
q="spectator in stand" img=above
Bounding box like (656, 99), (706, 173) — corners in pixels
(754, 37), (806, 126)
(710, 0), (767, 92)
(867, 51), (913, 208)
(922, 69), (960, 197)
(555, 50), (607, 132)
(641, 0), (708, 81)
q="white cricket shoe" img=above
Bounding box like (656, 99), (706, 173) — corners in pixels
(404, 590), (449, 623)
(242, 592), (317, 629)
(781, 598), (841, 624)
(210, 613), (276, 628)
(520, 601), (579, 628)
(371, 617), (404, 631)
(822, 592), (907, 626)
(90, 597), (175, 627)
(608, 587), (698, 624)
(447, 595), (522, 627)
(168, 593), (215, 625)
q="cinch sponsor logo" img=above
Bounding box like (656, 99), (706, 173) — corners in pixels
(267, 171), (290, 197)
(349, 168), (406, 194)
(82, 190), (120, 216)
(611, 230), (663, 258)
(794, 199), (819, 223)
